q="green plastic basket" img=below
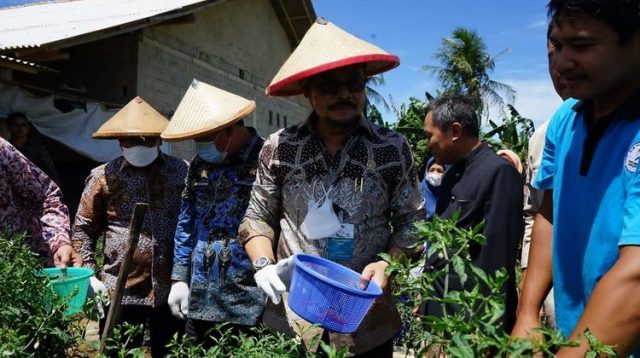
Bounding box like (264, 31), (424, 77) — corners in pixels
(41, 267), (94, 315)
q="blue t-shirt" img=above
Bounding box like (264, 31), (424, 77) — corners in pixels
(534, 98), (640, 340)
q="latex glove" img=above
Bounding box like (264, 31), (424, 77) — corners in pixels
(87, 276), (108, 319)
(254, 257), (294, 305)
(168, 281), (190, 320)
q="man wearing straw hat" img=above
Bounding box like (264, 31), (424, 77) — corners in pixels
(72, 97), (188, 357)
(162, 79), (265, 346)
(238, 18), (424, 356)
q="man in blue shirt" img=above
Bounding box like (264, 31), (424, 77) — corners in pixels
(511, 0), (640, 355)
(163, 80), (265, 346)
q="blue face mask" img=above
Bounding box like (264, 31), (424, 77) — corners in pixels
(196, 141), (226, 163)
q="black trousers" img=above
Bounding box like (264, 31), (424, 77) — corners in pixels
(99, 304), (184, 358)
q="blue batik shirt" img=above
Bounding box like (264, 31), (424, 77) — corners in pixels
(172, 128), (265, 325)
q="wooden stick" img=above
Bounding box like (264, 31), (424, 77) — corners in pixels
(99, 202), (149, 353)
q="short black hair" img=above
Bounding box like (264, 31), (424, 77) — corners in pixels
(425, 95), (479, 137)
(548, 0), (640, 43)
(7, 111), (28, 125)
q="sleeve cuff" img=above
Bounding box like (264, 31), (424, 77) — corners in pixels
(49, 235), (72, 254)
(171, 265), (190, 282)
(618, 236), (640, 247)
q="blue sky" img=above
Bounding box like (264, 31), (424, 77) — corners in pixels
(0, 0), (561, 126)
(311, 0), (563, 127)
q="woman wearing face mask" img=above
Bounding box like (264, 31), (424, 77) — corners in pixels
(72, 97), (189, 357)
(420, 157), (447, 219)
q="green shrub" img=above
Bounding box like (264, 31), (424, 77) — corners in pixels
(385, 214), (617, 357)
(0, 232), (87, 357)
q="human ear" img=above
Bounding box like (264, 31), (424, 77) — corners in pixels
(450, 122), (463, 141)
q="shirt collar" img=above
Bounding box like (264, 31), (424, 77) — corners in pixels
(300, 112), (375, 139)
(572, 88), (640, 124)
(457, 141), (489, 168)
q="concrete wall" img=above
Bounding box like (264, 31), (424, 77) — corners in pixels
(137, 0), (311, 159)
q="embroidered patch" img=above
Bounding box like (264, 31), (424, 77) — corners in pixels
(625, 142), (640, 173)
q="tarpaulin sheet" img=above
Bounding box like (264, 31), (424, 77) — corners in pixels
(0, 84), (170, 162)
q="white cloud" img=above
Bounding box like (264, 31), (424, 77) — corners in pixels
(502, 78), (563, 127)
(526, 19), (548, 30)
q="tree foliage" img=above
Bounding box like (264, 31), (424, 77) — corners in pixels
(424, 27), (515, 119)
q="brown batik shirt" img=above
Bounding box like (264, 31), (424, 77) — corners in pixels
(73, 153), (188, 307)
(239, 114), (424, 354)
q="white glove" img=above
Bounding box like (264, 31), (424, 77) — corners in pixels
(168, 281), (190, 320)
(87, 276), (108, 319)
(254, 257), (295, 305)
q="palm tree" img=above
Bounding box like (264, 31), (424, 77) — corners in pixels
(365, 74), (390, 113)
(424, 27), (515, 118)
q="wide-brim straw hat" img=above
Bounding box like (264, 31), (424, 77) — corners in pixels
(161, 79), (256, 141)
(266, 18), (400, 97)
(93, 96), (168, 139)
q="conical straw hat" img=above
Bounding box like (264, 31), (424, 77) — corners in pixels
(266, 18), (400, 97)
(93, 96), (168, 139)
(161, 79), (256, 141)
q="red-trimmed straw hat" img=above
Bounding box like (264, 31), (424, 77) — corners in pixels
(93, 96), (168, 139)
(266, 18), (400, 97)
(161, 79), (256, 141)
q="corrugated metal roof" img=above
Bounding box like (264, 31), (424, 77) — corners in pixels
(0, 0), (210, 51)
(0, 54), (58, 73)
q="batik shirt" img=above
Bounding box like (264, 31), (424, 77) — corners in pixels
(73, 153), (188, 307)
(239, 115), (424, 353)
(172, 128), (265, 325)
(0, 137), (70, 261)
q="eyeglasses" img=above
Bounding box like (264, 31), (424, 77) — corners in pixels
(309, 77), (367, 95)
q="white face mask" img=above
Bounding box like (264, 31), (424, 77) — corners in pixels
(122, 145), (159, 167)
(426, 172), (443, 187)
(300, 198), (342, 240)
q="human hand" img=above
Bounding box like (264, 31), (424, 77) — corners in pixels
(168, 281), (190, 320)
(254, 257), (294, 304)
(510, 312), (544, 353)
(53, 244), (82, 268)
(359, 260), (390, 290)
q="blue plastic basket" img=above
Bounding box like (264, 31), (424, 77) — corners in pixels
(41, 267), (94, 315)
(288, 254), (382, 333)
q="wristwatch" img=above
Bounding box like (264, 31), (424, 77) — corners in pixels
(252, 256), (274, 271)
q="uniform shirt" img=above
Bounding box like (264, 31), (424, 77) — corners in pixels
(424, 142), (523, 332)
(239, 114), (424, 354)
(534, 93), (640, 342)
(521, 119), (551, 268)
(172, 128), (265, 325)
(0, 137), (70, 260)
(73, 153), (188, 307)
